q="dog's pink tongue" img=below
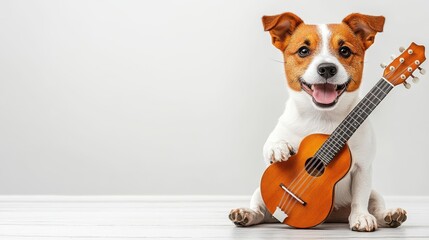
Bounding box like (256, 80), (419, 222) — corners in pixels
(312, 84), (338, 104)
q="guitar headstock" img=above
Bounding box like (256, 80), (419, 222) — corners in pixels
(382, 42), (426, 88)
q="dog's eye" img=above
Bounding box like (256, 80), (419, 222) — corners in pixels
(339, 46), (351, 58)
(298, 46), (311, 57)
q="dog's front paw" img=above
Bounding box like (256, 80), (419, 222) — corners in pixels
(263, 140), (295, 164)
(229, 208), (258, 227)
(349, 212), (378, 232)
(383, 208), (407, 228)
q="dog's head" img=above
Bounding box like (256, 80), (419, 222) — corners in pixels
(262, 13), (385, 110)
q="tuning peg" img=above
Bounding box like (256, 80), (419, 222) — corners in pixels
(411, 74), (419, 83)
(399, 46), (405, 52)
(403, 81), (411, 89)
(390, 54), (397, 60)
(419, 67), (426, 75)
(380, 63), (387, 68)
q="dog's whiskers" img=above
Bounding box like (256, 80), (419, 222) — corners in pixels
(271, 59), (286, 64)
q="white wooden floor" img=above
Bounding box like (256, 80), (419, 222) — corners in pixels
(0, 196), (427, 239)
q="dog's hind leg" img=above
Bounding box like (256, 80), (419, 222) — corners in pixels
(229, 187), (278, 226)
(368, 190), (407, 228)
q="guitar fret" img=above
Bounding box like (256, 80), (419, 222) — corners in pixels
(368, 90), (383, 102)
(316, 79), (393, 163)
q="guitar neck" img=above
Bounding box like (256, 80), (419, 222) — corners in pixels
(316, 78), (394, 165)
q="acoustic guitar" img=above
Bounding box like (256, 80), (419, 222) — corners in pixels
(260, 42), (426, 228)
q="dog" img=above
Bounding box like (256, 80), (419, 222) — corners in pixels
(229, 12), (407, 232)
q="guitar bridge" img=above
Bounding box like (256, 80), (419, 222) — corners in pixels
(273, 207), (288, 222)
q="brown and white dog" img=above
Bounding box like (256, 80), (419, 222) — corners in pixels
(229, 12), (407, 232)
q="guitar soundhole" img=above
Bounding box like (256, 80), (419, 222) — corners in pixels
(304, 157), (325, 177)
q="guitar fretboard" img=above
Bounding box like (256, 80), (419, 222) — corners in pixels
(316, 78), (394, 165)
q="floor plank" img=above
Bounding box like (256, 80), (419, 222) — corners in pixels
(0, 196), (427, 239)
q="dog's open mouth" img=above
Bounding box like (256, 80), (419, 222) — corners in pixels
(300, 80), (350, 108)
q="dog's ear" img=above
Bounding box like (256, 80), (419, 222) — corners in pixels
(342, 13), (385, 50)
(262, 12), (304, 52)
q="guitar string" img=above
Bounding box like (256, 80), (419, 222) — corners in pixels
(278, 190), (287, 210)
(281, 79), (393, 213)
(274, 87), (380, 211)
(279, 80), (390, 212)
(277, 63), (405, 212)
(280, 80), (390, 213)
(278, 79), (391, 211)
(280, 63), (413, 214)
(276, 81), (389, 212)
(283, 65), (412, 213)
(281, 65), (407, 213)
(274, 60), (414, 213)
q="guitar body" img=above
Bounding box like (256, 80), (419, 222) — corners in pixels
(260, 133), (352, 228)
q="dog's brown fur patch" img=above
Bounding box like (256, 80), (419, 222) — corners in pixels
(283, 25), (319, 91)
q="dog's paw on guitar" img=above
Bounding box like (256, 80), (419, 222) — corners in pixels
(263, 140), (296, 164)
(229, 208), (262, 227)
(383, 208), (407, 228)
(349, 212), (378, 232)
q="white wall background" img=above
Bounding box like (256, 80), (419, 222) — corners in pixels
(0, 0), (428, 195)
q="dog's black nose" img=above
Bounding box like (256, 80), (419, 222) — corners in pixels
(317, 63), (337, 79)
